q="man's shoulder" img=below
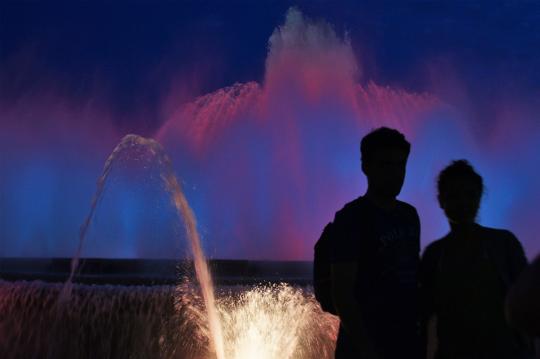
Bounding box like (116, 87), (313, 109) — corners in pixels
(331, 197), (373, 234)
(422, 236), (448, 258)
(478, 225), (527, 278)
(478, 225), (522, 251)
(396, 199), (419, 216)
(334, 196), (366, 217)
(479, 225), (516, 239)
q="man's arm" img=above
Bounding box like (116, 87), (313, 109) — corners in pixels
(505, 231), (529, 282)
(331, 262), (379, 359)
(419, 242), (441, 359)
(506, 255), (540, 336)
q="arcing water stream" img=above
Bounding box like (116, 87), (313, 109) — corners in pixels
(60, 134), (225, 359)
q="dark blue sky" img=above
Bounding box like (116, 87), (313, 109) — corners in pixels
(2, 1), (540, 259)
(2, 1), (540, 132)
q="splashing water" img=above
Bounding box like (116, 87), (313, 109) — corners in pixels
(0, 280), (338, 359)
(218, 284), (338, 359)
(60, 134), (225, 359)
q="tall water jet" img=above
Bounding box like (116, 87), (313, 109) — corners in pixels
(60, 134), (225, 359)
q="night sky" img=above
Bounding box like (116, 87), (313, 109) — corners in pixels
(1, 1), (539, 259)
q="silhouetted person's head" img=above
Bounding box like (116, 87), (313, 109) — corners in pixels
(361, 127), (410, 199)
(437, 160), (484, 225)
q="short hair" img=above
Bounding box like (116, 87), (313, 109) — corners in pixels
(360, 127), (411, 163)
(437, 159), (484, 198)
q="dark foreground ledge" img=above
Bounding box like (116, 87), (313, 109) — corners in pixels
(0, 257), (313, 286)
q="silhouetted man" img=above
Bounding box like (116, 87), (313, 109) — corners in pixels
(330, 127), (421, 359)
(420, 160), (533, 359)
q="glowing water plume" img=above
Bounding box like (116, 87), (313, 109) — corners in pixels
(218, 284), (338, 359)
(60, 134), (225, 359)
(157, 9), (442, 260)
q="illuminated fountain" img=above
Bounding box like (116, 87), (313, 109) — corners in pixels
(4, 5), (540, 359)
(0, 134), (338, 359)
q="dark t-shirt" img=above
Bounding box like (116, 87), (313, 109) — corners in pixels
(420, 226), (530, 359)
(330, 196), (421, 358)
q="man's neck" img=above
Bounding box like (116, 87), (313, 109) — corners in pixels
(364, 189), (397, 211)
(449, 221), (478, 239)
